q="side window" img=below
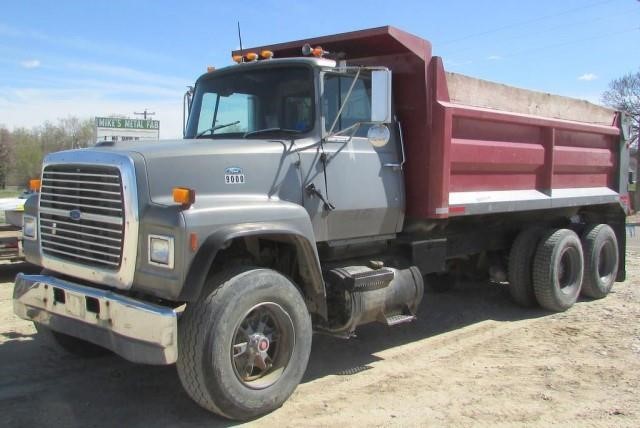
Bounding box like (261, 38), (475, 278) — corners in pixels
(323, 73), (372, 135)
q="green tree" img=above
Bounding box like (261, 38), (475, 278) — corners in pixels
(12, 128), (43, 187)
(1, 116), (97, 187)
(0, 127), (12, 189)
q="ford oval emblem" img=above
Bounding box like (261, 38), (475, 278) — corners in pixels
(225, 167), (242, 175)
(69, 209), (82, 221)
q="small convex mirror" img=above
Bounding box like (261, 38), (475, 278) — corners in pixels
(367, 124), (391, 147)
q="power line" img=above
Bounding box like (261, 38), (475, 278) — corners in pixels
(442, 6), (640, 57)
(486, 26), (638, 61)
(440, 0), (620, 46)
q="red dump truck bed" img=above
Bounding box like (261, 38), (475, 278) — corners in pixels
(258, 26), (626, 220)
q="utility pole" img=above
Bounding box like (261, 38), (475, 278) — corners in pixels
(134, 109), (156, 120)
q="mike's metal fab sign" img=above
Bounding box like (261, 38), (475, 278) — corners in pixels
(95, 117), (160, 142)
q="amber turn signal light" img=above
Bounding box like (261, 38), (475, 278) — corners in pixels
(189, 232), (198, 252)
(29, 178), (41, 192)
(173, 187), (195, 208)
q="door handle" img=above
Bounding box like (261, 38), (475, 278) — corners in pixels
(305, 183), (335, 211)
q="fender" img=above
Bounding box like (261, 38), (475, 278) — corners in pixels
(179, 222), (327, 319)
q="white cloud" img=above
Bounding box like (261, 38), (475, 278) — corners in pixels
(0, 88), (183, 139)
(20, 59), (41, 69)
(66, 62), (187, 88)
(578, 73), (598, 81)
(487, 55), (502, 60)
(0, 22), (168, 63)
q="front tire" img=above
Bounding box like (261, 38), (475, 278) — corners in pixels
(176, 268), (312, 421)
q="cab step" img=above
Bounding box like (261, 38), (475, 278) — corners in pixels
(384, 314), (416, 326)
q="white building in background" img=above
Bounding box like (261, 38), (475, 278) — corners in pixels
(95, 117), (160, 143)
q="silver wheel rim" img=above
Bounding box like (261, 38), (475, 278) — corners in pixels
(231, 302), (295, 390)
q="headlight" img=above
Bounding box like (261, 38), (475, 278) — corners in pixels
(148, 235), (174, 268)
(23, 215), (37, 240)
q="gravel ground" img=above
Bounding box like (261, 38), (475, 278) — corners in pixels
(1, 233), (639, 427)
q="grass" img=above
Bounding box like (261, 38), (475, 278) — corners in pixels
(0, 189), (22, 198)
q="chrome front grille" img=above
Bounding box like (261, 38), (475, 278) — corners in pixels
(39, 165), (125, 269)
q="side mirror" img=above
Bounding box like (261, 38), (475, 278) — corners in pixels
(371, 69), (392, 123)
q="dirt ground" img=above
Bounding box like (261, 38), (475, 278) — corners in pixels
(1, 238), (639, 427)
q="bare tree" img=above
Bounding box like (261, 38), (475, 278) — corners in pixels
(602, 69), (639, 148)
(602, 69), (640, 211)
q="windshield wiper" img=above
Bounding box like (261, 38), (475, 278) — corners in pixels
(195, 121), (241, 138)
(243, 128), (301, 138)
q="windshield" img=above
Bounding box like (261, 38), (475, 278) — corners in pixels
(185, 66), (315, 139)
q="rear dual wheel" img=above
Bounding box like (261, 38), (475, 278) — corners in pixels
(508, 228), (544, 307)
(580, 224), (619, 299)
(509, 224), (619, 312)
(533, 229), (584, 312)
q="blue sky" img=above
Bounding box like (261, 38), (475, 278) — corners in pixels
(1, 0), (638, 138)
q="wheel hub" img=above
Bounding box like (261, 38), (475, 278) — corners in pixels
(248, 333), (270, 353)
(231, 302), (295, 389)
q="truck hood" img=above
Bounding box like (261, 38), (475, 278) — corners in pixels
(97, 138), (306, 206)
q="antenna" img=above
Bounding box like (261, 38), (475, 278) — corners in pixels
(237, 21), (243, 57)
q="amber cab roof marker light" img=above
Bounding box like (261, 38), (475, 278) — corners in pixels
(302, 43), (328, 58)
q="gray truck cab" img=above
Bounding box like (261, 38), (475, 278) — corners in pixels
(184, 57), (404, 242)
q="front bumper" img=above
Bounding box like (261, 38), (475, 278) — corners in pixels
(13, 273), (178, 365)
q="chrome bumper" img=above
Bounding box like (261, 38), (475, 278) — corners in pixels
(13, 273), (178, 365)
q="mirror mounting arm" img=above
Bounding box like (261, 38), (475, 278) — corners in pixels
(326, 68), (362, 136)
(383, 118), (406, 171)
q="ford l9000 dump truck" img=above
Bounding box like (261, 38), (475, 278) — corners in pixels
(13, 26), (632, 420)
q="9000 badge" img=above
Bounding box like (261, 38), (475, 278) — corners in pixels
(225, 167), (245, 184)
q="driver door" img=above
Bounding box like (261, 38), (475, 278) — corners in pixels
(301, 70), (404, 242)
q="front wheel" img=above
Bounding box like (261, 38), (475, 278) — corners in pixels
(176, 268), (312, 421)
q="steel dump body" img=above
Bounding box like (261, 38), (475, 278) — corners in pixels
(250, 26), (624, 220)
